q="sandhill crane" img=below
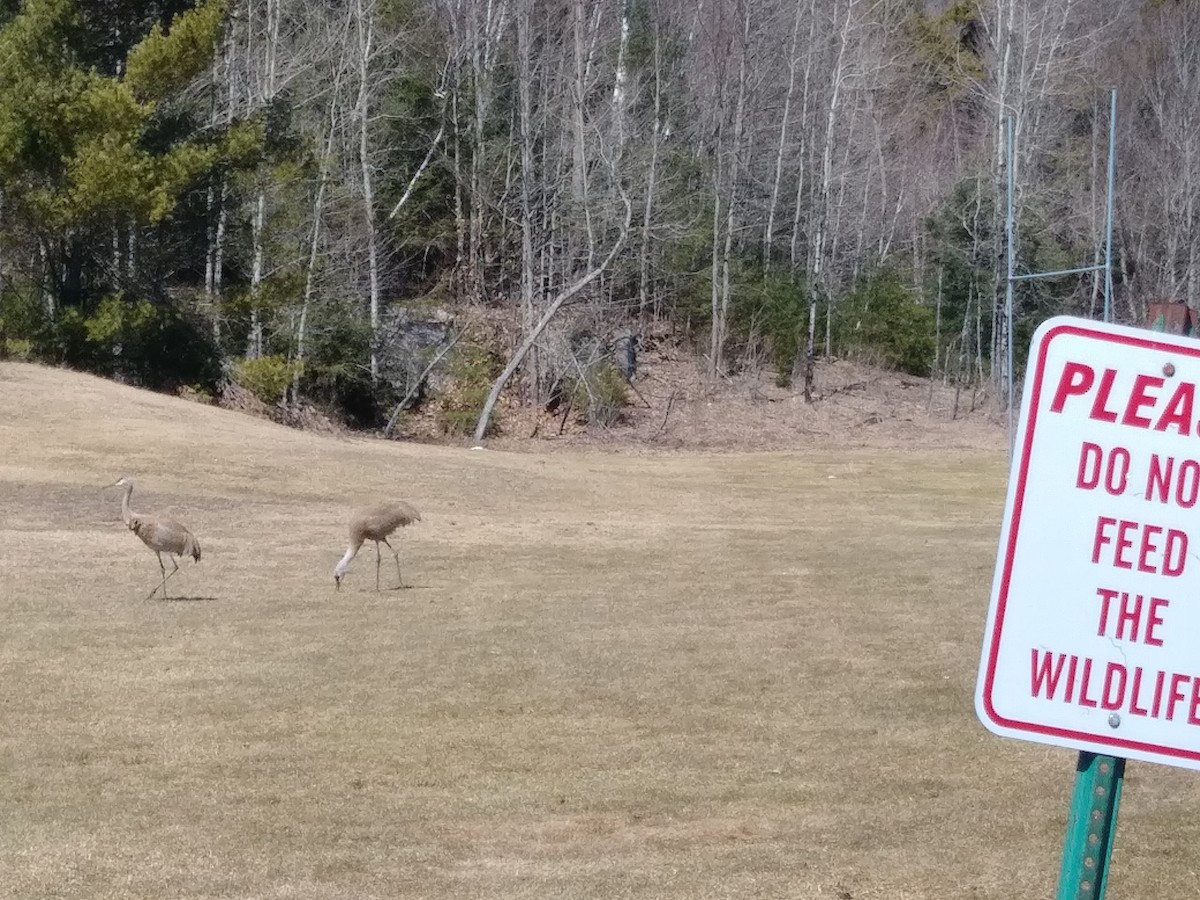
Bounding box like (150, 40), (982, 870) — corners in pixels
(334, 501), (421, 591)
(111, 477), (201, 600)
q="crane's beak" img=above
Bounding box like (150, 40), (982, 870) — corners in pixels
(334, 574), (342, 592)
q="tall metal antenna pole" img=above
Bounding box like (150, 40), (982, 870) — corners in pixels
(1103, 88), (1117, 323)
(1003, 92), (1117, 452)
(1005, 115), (1016, 444)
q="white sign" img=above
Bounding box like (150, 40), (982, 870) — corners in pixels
(976, 315), (1200, 770)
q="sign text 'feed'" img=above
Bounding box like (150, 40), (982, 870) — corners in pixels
(977, 316), (1200, 770)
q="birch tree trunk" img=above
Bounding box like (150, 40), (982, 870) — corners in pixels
(612, 0), (631, 156)
(248, 191), (267, 359)
(706, 2), (748, 379)
(709, 160), (724, 377)
(986, 0), (1017, 407)
(638, 17), (664, 320)
(206, 20), (236, 349)
(248, 0), (282, 360)
(789, 0), (819, 273)
(716, 4), (750, 376)
(466, 1), (508, 304)
(804, 0), (854, 401)
(468, 4), (487, 304)
(451, 79), (467, 301)
(571, 0), (595, 266)
(353, 0), (381, 382)
(293, 9), (353, 408)
(766, 0), (805, 269)
(517, 0), (539, 403)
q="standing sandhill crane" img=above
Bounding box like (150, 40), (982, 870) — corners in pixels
(333, 501), (421, 591)
(111, 477), (201, 600)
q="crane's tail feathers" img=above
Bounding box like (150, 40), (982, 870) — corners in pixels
(185, 533), (201, 562)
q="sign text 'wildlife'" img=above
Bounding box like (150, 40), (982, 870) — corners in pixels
(977, 316), (1200, 771)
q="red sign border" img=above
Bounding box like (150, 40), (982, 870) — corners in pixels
(979, 319), (1200, 763)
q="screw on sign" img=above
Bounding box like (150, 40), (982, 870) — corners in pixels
(978, 316), (1200, 766)
(975, 314), (1200, 899)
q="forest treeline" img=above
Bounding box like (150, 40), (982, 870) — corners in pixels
(0, 0), (1194, 436)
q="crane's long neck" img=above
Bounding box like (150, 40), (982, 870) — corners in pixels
(334, 541), (362, 578)
(120, 483), (134, 527)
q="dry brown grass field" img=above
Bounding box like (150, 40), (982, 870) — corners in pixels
(3, 360), (1200, 899)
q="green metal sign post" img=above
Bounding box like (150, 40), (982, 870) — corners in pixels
(1056, 311), (1166, 900)
(1056, 752), (1125, 900)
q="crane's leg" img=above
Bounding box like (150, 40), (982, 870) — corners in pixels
(165, 555), (180, 597)
(382, 537), (403, 588)
(147, 551), (168, 601)
(148, 554), (181, 601)
(374, 541), (382, 591)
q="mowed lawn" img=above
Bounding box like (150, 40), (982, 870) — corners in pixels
(2, 362), (1199, 900)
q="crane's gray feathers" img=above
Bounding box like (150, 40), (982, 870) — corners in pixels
(334, 500), (421, 589)
(130, 516), (201, 562)
(113, 478), (201, 599)
(351, 501), (421, 543)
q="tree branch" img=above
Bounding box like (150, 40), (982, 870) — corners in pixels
(387, 123), (445, 221)
(383, 333), (461, 437)
(472, 185), (633, 443)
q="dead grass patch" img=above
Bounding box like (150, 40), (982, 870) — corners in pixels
(1, 361), (1197, 899)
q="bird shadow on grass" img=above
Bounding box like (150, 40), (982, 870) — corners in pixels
(149, 595), (219, 603)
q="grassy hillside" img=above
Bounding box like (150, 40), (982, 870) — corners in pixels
(0, 361), (1195, 899)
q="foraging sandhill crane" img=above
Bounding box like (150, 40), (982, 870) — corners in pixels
(333, 501), (421, 591)
(111, 477), (201, 600)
